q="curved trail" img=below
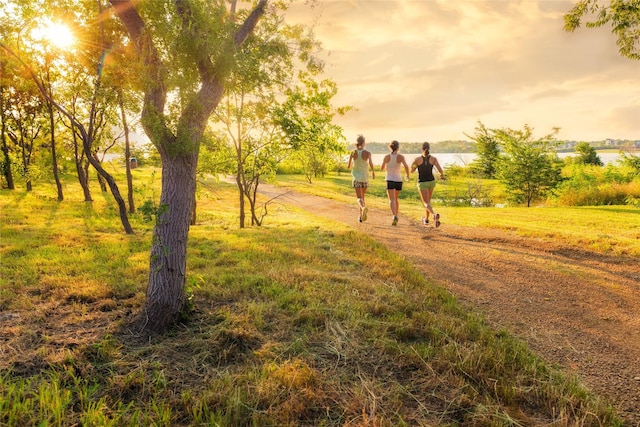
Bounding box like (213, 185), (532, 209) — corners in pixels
(259, 184), (640, 425)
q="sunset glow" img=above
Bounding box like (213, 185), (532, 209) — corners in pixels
(284, 1), (640, 142)
(32, 21), (75, 50)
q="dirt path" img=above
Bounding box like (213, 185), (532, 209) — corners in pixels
(260, 185), (640, 426)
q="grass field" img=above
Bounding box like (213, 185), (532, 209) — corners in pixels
(0, 168), (631, 426)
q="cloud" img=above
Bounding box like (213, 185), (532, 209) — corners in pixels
(284, 0), (640, 141)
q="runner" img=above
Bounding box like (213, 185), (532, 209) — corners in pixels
(380, 140), (410, 226)
(347, 135), (375, 222)
(411, 141), (445, 227)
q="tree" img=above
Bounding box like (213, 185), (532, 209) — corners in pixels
(466, 121), (501, 179)
(564, 0), (640, 60)
(109, 0), (268, 333)
(574, 141), (604, 165)
(0, 45), (17, 190)
(216, 92), (289, 228)
(619, 151), (640, 174)
(495, 125), (563, 207)
(5, 79), (45, 192)
(211, 17), (331, 227)
(274, 73), (350, 184)
(212, 15), (293, 228)
(1, 0), (134, 234)
(41, 54), (65, 201)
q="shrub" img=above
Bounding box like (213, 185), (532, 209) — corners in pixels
(443, 163), (467, 178)
(440, 179), (494, 207)
(554, 180), (640, 206)
(554, 163), (640, 206)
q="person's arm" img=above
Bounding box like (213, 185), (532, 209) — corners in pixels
(347, 151), (355, 169)
(367, 153), (376, 179)
(380, 154), (389, 171)
(410, 156), (420, 173)
(433, 157), (445, 179)
(401, 156), (410, 180)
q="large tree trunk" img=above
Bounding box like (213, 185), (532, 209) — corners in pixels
(141, 154), (197, 331)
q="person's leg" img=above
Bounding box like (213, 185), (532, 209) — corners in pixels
(389, 188), (398, 225)
(421, 188), (435, 218)
(419, 189), (431, 224)
(355, 187), (365, 209)
(359, 186), (369, 221)
(425, 186), (440, 227)
(386, 188), (397, 216)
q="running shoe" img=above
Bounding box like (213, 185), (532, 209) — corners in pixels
(361, 207), (368, 222)
(392, 216), (398, 226)
(421, 217), (429, 226)
(434, 213), (441, 228)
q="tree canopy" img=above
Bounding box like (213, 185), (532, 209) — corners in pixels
(495, 125), (563, 207)
(564, 0), (640, 60)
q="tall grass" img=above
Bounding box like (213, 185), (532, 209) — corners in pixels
(0, 169), (625, 426)
(553, 163), (640, 206)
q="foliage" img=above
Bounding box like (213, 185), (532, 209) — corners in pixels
(619, 151), (640, 174)
(197, 132), (235, 176)
(495, 125), (563, 207)
(466, 121), (501, 178)
(439, 179), (495, 207)
(205, 8), (345, 227)
(2, 65), (47, 191)
(564, 0), (640, 60)
(273, 72), (350, 184)
(554, 162), (640, 205)
(2, 0), (136, 231)
(572, 141), (604, 165)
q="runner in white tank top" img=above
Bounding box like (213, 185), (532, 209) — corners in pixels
(380, 140), (410, 226)
(385, 153), (403, 182)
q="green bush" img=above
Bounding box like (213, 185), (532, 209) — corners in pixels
(553, 163), (640, 206)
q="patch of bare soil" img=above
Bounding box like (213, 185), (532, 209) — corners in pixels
(260, 185), (640, 426)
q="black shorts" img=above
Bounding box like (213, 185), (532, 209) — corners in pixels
(386, 181), (403, 191)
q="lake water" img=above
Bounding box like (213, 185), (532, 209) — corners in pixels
(366, 152), (623, 168)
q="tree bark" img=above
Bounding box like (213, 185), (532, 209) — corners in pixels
(119, 94), (135, 213)
(0, 82), (15, 190)
(72, 123), (93, 202)
(141, 154), (196, 330)
(45, 69), (63, 202)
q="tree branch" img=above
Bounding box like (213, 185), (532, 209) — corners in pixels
(109, 0), (174, 149)
(235, 0), (268, 47)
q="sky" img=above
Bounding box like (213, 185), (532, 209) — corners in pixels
(283, 0), (640, 143)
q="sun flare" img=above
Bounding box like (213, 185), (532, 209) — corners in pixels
(32, 21), (75, 50)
